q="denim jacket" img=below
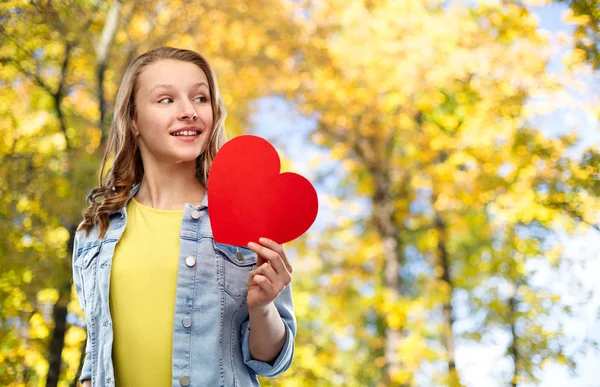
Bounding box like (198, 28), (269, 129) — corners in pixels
(72, 184), (296, 386)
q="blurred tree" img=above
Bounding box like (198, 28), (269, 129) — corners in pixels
(1, 1), (107, 385)
(1, 0), (303, 385)
(557, 0), (599, 69)
(453, 127), (599, 386)
(1, 0), (599, 386)
(282, 0), (600, 385)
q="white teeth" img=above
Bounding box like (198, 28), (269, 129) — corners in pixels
(172, 130), (200, 136)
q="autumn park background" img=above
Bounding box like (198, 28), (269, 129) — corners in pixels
(1, 0), (600, 386)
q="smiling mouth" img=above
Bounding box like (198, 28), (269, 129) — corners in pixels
(171, 130), (201, 137)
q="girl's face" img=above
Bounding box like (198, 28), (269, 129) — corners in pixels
(133, 59), (214, 167)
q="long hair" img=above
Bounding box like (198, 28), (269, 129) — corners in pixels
(78, 47), (227, 238)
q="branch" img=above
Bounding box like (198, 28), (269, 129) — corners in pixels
(12, 59), (55, 95)
(96, 0), (123, 146)
(561, 204), (600, 233)
(0, 24), (55, 92)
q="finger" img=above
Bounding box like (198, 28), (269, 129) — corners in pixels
(251, 274), (277, 295)
(257, 237), (284, 255)
(253, 262), (289, 291)
(250, 238), (293, 275)
(249, 263), (272, 281)
(258, 238), (293, 274)
(247, 242), (289, 276)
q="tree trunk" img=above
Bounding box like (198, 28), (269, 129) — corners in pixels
(372, 169), (406, 385)
(46, 224), (78, 387)
(45, 283), (71, 387)
(434, 210), (461, 387)
(509, 292), (518, 387)
(383, 233), (403, 380)
(97, 0), (122, 146)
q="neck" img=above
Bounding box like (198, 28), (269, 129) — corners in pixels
(134, 160), (205, 210)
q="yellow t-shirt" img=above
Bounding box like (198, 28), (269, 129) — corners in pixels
(109, 197), (184, 387)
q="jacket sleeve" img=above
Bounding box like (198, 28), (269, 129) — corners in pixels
(72, 231), (92, 383)
(241, 283), (296, 377)
(79, 335), (92, 383)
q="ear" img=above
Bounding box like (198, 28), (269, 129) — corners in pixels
(131, 121), (139, 137)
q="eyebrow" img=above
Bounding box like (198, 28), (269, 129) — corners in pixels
(148, 82), (209, 96)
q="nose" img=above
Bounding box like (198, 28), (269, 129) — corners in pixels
(178, 100), (197, 121)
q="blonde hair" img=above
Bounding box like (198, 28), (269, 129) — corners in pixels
(78, 47), (227, 238)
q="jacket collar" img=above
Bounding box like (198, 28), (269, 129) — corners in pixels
(109, 183), (141, 216)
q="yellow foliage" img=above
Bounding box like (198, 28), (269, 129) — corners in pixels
(386, 309), (406, 330)
(17, 111), (50, 137)
(562, 9), (592, 26)
(65, 326), (87, 346)
(330, 143), (348, 160)
(16, 196), (30, 213)
(37, 288), (59, 304)
(29, 313), (49, 339)
(47, 226), (70, 249)
(22, 270), (33, 284)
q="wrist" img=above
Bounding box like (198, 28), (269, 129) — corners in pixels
(248, 302), (275, 317)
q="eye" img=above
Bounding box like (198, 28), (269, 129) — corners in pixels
(158, 97), (173, 104)
(193, 96), (208, 103)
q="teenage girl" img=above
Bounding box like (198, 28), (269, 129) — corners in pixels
(72, 47), (296, 387)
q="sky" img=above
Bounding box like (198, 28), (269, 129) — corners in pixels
(250, 1), (600, 386)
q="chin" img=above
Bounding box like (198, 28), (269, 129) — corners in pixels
(171, 151), (202, 163)
(183, 153), (203, 162)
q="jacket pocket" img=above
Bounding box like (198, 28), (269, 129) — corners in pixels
(74, 244), (102, 268)
(213, 241), (257, 299)
(73, 244), (102, 311)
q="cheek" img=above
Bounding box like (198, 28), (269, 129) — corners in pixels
(138, 109), (170, 134)
(201, 107), (214, 127)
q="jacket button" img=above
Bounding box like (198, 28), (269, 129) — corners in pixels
(191, 210), (201, 219)
(180, 375), (190, 386)
(185, 256), (196, 267)
(182, 317), (192, 328)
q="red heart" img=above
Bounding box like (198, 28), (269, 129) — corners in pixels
(207, 135), (318, 246)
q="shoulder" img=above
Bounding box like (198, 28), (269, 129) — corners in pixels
(73, 222), (102, 251)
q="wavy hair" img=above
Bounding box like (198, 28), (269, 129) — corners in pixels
(78, 47), (228, 238)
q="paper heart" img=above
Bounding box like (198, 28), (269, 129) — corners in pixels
(207, 135), (318, 246)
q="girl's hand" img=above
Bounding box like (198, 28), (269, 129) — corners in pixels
(82, 380), (91, 387)
(246, 238), (293, 312)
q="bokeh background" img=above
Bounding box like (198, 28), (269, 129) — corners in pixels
(1, 0), (599, 386)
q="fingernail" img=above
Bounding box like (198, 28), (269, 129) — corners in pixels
(248, 242), (255, 248)
(259, 237), (266, 243)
